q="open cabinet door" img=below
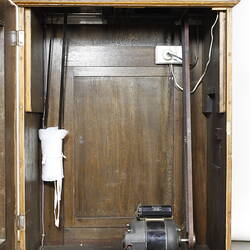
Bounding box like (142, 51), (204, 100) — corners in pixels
(0, 1), (26, 250)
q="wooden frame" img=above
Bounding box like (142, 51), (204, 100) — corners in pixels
(15, 2), (236, 250)
(17, 7), (26, 250)
(226, 8), (233, 250)
(0, 20), (6, 246)
(13, 0), (239, 7)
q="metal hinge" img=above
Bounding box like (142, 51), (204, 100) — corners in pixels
(16, 214), (25, 231)
(8, 30), (24, 47)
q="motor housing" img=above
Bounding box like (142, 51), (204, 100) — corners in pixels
(123, 206), (180, 250)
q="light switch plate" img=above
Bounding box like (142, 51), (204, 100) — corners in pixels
(155, 46), (182, 65)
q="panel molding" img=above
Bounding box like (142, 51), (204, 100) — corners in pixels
(63, 66), (174, 229)
(73, 67), (168, 77)
(68, 46), (156, 67)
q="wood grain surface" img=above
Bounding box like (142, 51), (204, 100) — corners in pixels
(0, 22), (5, 241)
(31, 7), (228, 249)
(13, 0), (240, 8)
(203, 12), (227, 250)
(65, 68), (173, 227)
(62, 22), (176, 242)
(25, 113), (42, 250)
(2, 0), (18, 249)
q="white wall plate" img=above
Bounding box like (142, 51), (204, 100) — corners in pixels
(155, 46), (182, 65)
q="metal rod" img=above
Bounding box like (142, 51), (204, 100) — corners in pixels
(182, 18), (195, 249)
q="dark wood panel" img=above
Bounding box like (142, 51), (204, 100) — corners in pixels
(0, 0), (3, 25)
(30, 11), (44, 113)
(73, 67), (168, 77)
(207, 112), (226, 250)
(25, 113), (42, 250)
(0, 24), (5, 241)
(0, 2), (5, 244)
(60, 17), (182, 245)
(68, 24), (171, 47)
(13, 0), (240, 8)
(47, 26), (63, 127)
(172, 28), (184, 228)
(3, 2), (17, 250)
(203, 15), (227, 250)
(73, 76), (171, 216)
(68, 46), (156, 67)
(190, 27), (207, 245)
(64, 71), (174, 228)
(173, 73), (184, 227)
(64, 228), (125, 243)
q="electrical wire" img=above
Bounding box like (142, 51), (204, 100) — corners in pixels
(167, 52), (199, 69)
(170, 64), (184, 92)
(170, 13), (219, 94)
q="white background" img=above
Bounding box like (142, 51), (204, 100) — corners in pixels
(232, 0), (250, 241)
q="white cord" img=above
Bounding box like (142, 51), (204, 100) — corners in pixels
(170, 64), (183, 92)
(170, 13), (219, 94)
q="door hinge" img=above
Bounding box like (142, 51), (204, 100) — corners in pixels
(8, 30), (24, 47)
(16, 214), (25, 231)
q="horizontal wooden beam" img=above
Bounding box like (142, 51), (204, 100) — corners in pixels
(13, 0), (240, 8)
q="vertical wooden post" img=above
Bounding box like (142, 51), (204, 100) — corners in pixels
(182, 18), (195, 248)
(24, 8), (32, 112)
(18, 6), (26, 250)
(219, 11), (227, 113)
(225, 8), (233, 250)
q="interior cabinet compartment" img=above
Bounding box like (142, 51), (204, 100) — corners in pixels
(22, 5), (232, 250)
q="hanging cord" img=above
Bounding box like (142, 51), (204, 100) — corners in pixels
(52, 13), (68, 229)
(40, 182), (45, 249)
(170, 13), (219, 94)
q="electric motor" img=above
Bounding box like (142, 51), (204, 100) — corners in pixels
(123, 206), (181, 250)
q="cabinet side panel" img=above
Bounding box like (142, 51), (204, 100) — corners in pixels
(3, 1), (17, 249)
(225, 8), (232, 250)
(25, 113), (42, 250)
(204, 12), (227, 250)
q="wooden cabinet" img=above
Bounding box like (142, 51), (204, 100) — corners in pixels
(0, 0), (239, 250)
